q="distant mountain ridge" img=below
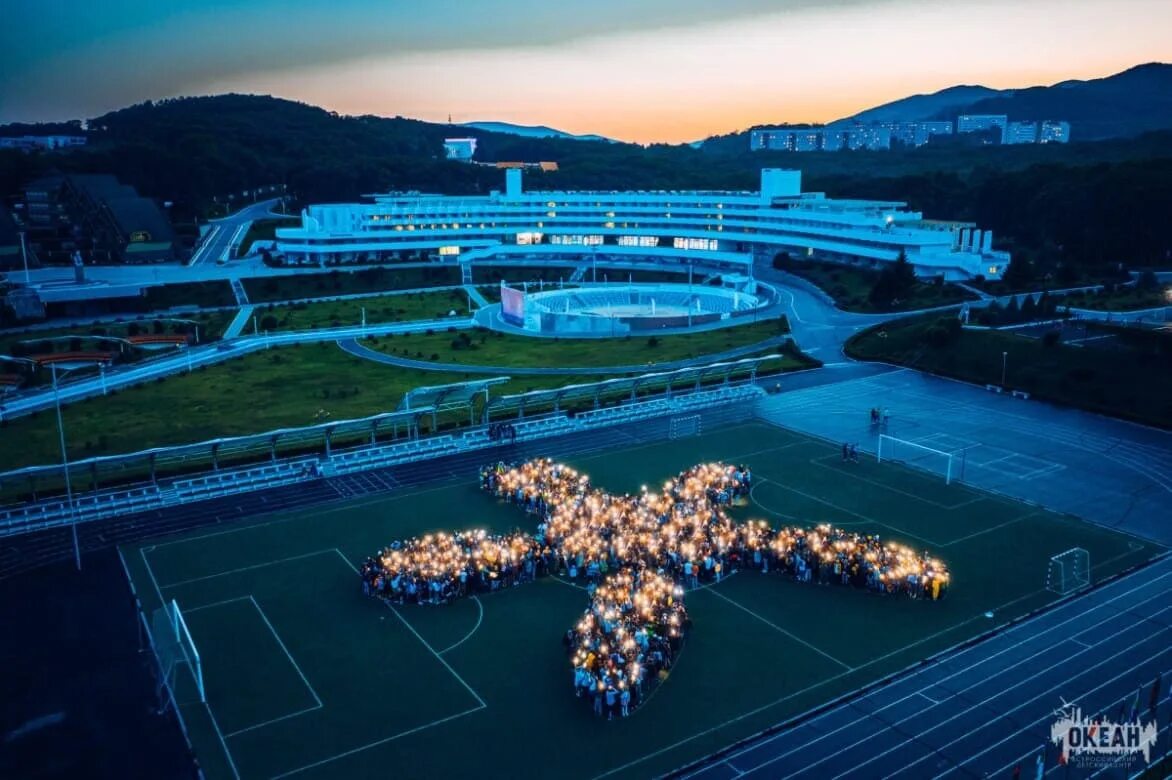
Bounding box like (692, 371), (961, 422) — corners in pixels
(839, 85), (1006, 124)
(460, 121), (613, 143)
(705, 62), (1172, 147)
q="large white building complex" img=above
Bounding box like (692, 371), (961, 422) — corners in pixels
(276, 169), (1011, 280)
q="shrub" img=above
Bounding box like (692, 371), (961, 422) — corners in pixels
(1042, 330), (1061, 348)
(260, 314), (278, 330)
(647, 337), (661, 348)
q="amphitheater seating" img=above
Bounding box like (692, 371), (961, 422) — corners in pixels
(170, 458), (321, 502)
(0, 485), (164, 535)
(330, 435), (457, 475)
(0, 384), (765, 537)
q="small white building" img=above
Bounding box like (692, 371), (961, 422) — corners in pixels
(443, 138), (477, 161)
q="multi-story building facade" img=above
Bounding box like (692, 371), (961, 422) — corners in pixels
(752, 121), (950, 152)
(20, 174), (175, 265)
(957, 114), (1009, 144)
(276, 169), (1011, 280)
(1004, 121), (1039, 145)
(1039, 120), (1072, 143)
(0, 135), (87, 152)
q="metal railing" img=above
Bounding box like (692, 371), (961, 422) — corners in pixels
(0, 382), (764, 538)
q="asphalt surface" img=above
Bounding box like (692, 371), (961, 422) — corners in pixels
(189, 199), (285, 266)
(755, 368), (1172, 544)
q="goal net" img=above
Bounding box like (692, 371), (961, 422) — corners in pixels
(669, 414), (702, 439)
(150, 599), (205, 706)
(1046, 548), (1091, 595)
(876, 435), (960, 485)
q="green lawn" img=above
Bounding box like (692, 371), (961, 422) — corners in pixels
(251, 290), (474, 333)
(1062, 285), (1172, 312)
(143, 281), (238, 310)
(0, 340), (807, 477)
(368, 316), (793, 369)
(778, 259), (976, 313)
(242, 267), (462, 303)
(119, 422), (1162, 780)
(846, 314), (1172, 428)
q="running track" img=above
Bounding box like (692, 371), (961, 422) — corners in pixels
(677, 554), (1172, 779)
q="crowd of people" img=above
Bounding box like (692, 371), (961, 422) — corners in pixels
(488, 422), (517, 444)
(360, 529), (540, 604)
(567, 567), (687, 719)
(360, 457), (951, 717)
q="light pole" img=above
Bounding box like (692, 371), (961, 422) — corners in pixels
(1001, 351), (1008, 387)
(19, 230), (30, 284)
(50, 362), (82, 570)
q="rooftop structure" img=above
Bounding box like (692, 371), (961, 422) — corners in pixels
(20, 174), (176, 265)
(277, 168), (1010, 280)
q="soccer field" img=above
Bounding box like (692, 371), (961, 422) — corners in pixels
(120, 422), (1162, 780)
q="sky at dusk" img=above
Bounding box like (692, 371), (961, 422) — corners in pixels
(1, 0), (1169, 144)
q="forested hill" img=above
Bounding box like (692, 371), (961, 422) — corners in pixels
(2, 94), (1172, 280)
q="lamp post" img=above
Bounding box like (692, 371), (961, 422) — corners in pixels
(1001, 351), (1008, 387)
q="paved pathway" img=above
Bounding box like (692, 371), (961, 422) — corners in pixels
(0, 318), (474, 421)
(189, 198), (281, 266)
(464, 284), (490, 308)
(336, 335), (791, 376)
(223, 305), (254, 339)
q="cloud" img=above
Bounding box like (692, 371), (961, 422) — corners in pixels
(1, 0), (893, 122)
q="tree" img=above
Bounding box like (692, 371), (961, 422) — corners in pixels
(1136, 270), (1159, 291)
(869, 251), (917, 307)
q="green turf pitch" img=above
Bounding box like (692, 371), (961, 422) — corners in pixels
(120, 422), (1162, 780)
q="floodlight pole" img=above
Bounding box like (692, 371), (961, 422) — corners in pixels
(19, 230), (30, 284)
(1001, 351), (1008, 386)
(51, 363), (81, 570)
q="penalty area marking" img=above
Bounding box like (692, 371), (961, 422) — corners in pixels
(332, 549), (487, 709)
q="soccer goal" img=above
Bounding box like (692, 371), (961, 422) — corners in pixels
(669, 414), (702, 439)
(150, 599), (206, 706)
(876, 434), (960, 485)
(1046, 548), (1091, 595)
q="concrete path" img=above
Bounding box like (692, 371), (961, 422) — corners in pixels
(463, 284), (490, 309)
(223, 305), (254, 339)
(336, 335), (791, 376)
(189, 198), (281, 266)
(0, 318), (474, 421)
